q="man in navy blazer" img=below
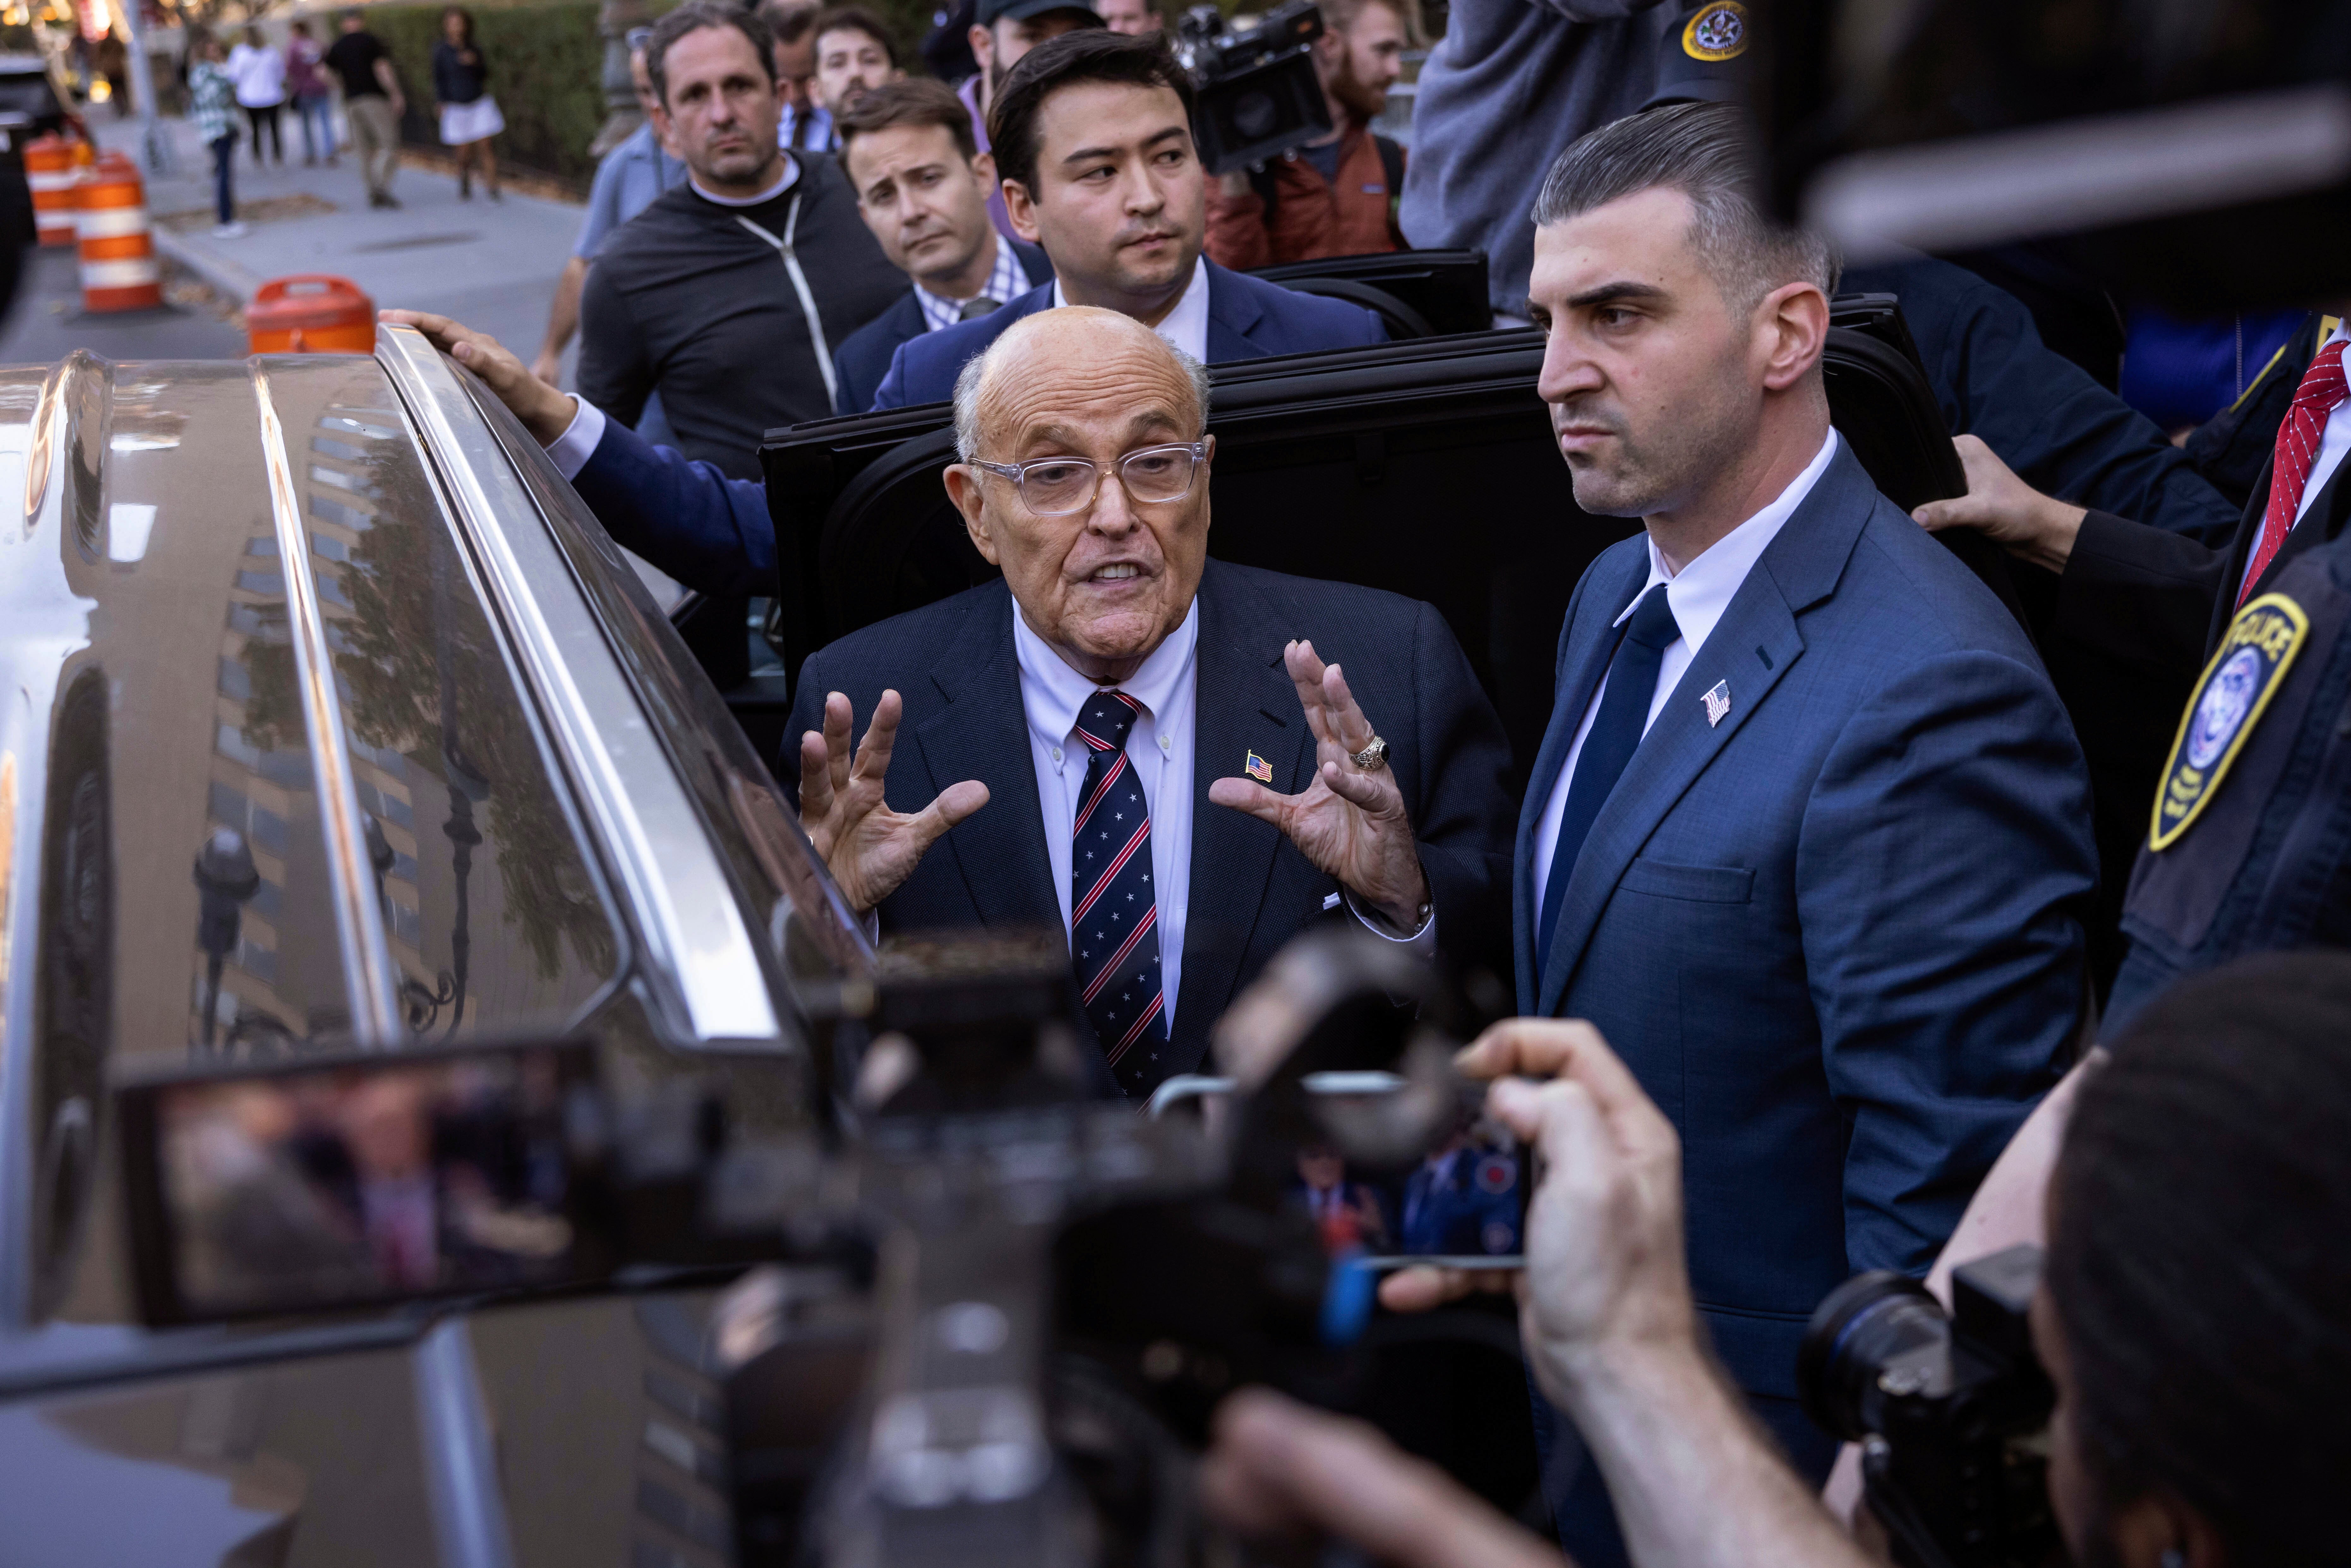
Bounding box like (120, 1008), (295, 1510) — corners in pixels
(866, 28), (1385, 411)
(788, 307), (1512, 1095)
(828, 79), (1059, 416)
(1442, 106), (2097, 1565)
(834, 237), (1055, 414)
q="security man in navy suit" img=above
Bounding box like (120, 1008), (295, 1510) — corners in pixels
(786, 305), (1511, 1095)
(1450, 105), (2096, 1565)
(867, 28), (1387, 411)
(828, 79), (1058, 416)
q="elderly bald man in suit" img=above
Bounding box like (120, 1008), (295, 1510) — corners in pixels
(785, 306), (1513, 1097)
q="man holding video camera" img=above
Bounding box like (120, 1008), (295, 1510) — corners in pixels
(1207, 951), (2351, 1568)
(1201, 0), (1411, 270)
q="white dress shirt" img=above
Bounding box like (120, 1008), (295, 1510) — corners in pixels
(1532, 427), (1841, 927)
(2238, 316), (2351, 601)
(1053, 254), (1212, 365)
(1014, 598), (1432, 1035)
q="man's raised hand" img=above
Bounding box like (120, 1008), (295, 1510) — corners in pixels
(1206, 639), (1429, 931)
(378, 309), (578, 446)
(798, 689), (989, 916)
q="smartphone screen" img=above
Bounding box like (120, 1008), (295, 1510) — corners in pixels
(1291, 1096), (1528, 1271)
(120, 1040), (602, 1325)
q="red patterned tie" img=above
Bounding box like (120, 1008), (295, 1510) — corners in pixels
(2240, 337), (2349, 607)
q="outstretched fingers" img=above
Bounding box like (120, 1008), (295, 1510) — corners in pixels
(849, 690), (907, 792)
(906, 778), (990, 850)
(1207, 774), (1296, 826)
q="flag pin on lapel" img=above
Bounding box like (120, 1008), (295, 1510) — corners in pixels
(1246, 750), (1274, 784)
(1702, 680), (1731, 727)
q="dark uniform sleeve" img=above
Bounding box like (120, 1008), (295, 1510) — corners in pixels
(2055, 508), (2234, 677)
(1845, 257), (2243, 546)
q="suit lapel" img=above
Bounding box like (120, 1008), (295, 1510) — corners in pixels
(1534, 440), (1876, 1015)
(1205, 262), (1267, 362)
(910, 584), (1065, 935)
(1511, 549), (1647, 1005)
(1170, 563), (1312, 1071)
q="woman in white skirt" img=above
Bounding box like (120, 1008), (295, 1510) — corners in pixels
(432, 6), (502, 201)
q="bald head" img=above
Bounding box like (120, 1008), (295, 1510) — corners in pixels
(943, 308), (1218, 683)
(954, 308), (1209, 461)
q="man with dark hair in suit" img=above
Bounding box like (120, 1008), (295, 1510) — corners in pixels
(1499, 102), (2096, 1564)
(789, 306), (1512, 1096)
(867, 28), (1389, 410)
(831, 79), (1055, 415)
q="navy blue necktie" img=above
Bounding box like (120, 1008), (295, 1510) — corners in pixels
(1070, 690), (1169, 1096)
(1536, 585), (1682, 979)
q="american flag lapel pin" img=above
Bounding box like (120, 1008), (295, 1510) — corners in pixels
(1246, 750), (1274, 784)
(1702, 680), (1731, 727)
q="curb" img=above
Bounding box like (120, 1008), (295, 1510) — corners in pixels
(149, 221), (265, 307)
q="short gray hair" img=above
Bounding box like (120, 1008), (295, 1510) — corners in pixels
(952, 325), (1213, 461)
(1531, 102), (1839, 313)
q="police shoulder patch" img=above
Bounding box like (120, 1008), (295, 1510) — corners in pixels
(1682, 0), (1748, 62)
(2150, 592), (2309, 851)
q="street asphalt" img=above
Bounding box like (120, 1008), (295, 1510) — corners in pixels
(0, 241), (244, 363)
(45, 111), (590, 377)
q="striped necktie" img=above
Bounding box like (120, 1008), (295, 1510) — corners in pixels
(2240, 337), (2348, 606)
(1069, 689), (1168, 1096)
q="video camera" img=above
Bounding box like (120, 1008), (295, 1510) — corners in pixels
(113, 927), (1530, 1567)
(1172, 0), (1333, 177)
(1798, 1246), (2059, 1568)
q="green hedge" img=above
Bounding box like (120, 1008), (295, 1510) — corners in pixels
(359, 0), (942, 191)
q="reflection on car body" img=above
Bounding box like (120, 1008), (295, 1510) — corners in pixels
(0, 331), (837, 1565)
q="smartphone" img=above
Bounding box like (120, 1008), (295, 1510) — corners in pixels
(118, 1037), (609, 1327)
(1290, 1085), (1529, 1272)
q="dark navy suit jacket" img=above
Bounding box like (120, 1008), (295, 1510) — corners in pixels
(1520, 436), (2095, 1448)
(867, 259), (1387, 411)
(783, 560), (1514, 1088)
(830, 237), (1053, 417)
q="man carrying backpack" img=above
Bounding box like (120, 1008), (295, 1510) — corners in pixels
(1202, 0), (1410, 268)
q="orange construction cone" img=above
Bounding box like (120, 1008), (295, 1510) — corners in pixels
(26, 134), (80, 247)
(76, 153), (162, 313)
(247, 275), (377, 354)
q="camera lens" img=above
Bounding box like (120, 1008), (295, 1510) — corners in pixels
(1232, 89), (1279, 140)
(1796, 1271), (1950, 1441)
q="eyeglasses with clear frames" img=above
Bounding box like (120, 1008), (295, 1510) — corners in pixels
(965, 442), (1210, 517)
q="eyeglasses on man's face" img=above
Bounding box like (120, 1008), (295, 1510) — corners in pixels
(966, 442), (1209, 517)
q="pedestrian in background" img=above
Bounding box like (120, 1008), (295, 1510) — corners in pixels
(764, 1), (832, 151)
(286, 20), (337, 166)
(187, 31), (245, 238)
(325, 9), (404, 208)
(434, 6), (503, 201)
(228, 24), (287, 168)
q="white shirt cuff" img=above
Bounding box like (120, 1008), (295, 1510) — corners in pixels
(544, 395), (606, 480)
(1343, 885), (1437, 958)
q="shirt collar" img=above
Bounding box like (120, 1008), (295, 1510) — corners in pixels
(1012, 594), (1201, 747)
(1053, 254), (1211, 364)
(1614, 426), (1841, 653)
(914, 231), (1032, 333)
(688, 156), (798, 207)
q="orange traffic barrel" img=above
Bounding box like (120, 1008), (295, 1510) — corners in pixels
(26, 134), (80, 247)
(75, 153), (161, 313)
(247, 275), (377, 354)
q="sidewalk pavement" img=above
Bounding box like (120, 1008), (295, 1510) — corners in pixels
(98, 112), (589, 384)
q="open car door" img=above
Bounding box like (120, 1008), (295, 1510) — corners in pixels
(758, 298), (2008, 785)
